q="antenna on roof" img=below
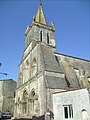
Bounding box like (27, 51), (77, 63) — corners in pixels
(0, 72), (8, 76)
(0, 63), (2, 67)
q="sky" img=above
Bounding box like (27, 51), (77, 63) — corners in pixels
(0, 0), (90, 81)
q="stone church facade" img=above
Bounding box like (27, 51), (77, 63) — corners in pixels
(14, 3), (90, 119)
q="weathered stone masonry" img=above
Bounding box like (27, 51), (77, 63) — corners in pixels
(14, 3), (90, 120)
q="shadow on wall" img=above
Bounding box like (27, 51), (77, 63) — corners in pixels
(32, 115), (45, 120)
(14, 115), (45, 120)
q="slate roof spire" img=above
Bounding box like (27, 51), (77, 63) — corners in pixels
(34, 1), (47, 25)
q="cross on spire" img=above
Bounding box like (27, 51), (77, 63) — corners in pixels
(39, 0), (42, 6)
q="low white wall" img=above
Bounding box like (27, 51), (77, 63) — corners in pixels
(53, 89), (90, 120)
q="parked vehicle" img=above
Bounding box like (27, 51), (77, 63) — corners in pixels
(2, 112), (12, 119)
(0, 112), (2, 120)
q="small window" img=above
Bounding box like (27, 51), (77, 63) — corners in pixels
(14, 92), (15, 98)
(47, 33), (49, 44)
(26, 38), (29, 46)
(32, 91), (35, 97)
(87, 77), (90, 82)
(65, 76), (71, 87)
(80, 69), (85, 77)
(30, 89), (35, 98)
(40, 31), (42, 42)
(82, 109), (89, 120)
(64, 107), (68, 118)
(25, 60), (29, 66)
(63, 105), (73, 119)
(74, 68), (79, 77)
(18, 97), (20, 103)
(23, 90), (28, 101)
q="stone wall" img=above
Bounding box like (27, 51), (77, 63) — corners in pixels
(0, 81), (4, 96)
(0, 79), (17, 115)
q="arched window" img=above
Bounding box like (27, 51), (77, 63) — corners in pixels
(31, 89), (36, 98)
(23, 90), (28, 101)
(82, 109), (89, 120)
(22, 90), (28, 114)
(14, 92), (15, 98)
(18, 97), (20, 103)
(17, 97), (20, 115)
(47, 33), (49, 44)
(87, 76), (90, 82)
(32, 58), (37, 77)
(40, 31), (42, 42)
(26, 38), (29, 46)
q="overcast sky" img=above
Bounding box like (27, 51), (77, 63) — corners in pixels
(0, 0), (90, 81)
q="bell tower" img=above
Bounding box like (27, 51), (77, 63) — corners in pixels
(25, 2), (56, 50)
(15, 2), (57, 119)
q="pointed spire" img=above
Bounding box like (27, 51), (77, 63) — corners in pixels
(34, 1), (47, 25)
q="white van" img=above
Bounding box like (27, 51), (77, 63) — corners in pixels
(2, 112), (12, 119)
(0, 111), (2, 120)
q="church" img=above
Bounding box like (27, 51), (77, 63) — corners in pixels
(14, 2), (90, 120)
